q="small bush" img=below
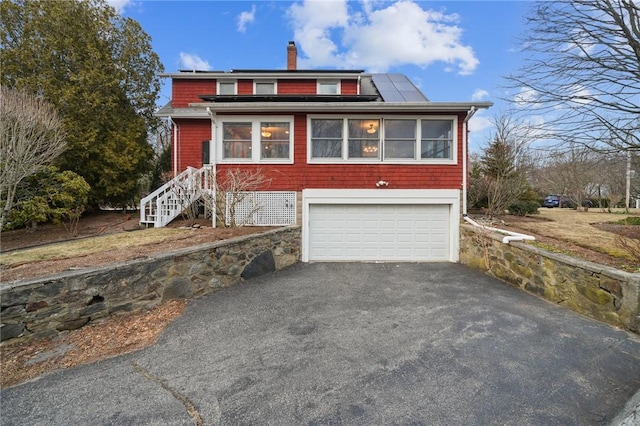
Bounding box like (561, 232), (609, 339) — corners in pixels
(4, 167), (90, 232)
(614, 227), (640, 267)
(508, 200), (540, 216)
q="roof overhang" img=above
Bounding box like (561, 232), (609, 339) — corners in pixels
(155, 101), (493, 118)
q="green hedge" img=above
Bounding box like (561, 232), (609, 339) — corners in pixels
(508, 200), (541, 216)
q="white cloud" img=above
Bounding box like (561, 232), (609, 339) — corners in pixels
(287, 0), (479, 74)
(106, 0), (133, 14)
(179, 52), (212, 71)
(513, 87), (539, 107)
(237, 5), (257, 33)
(471, 89), (489, 101)
(567, 84), (593, 105)
(468, 111), (493, 134)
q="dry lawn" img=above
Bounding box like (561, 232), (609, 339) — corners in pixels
(0, 228), (188, 267)
(502, 208), (640, 270)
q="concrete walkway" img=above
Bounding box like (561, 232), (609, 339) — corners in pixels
(2, 263), (639, 425)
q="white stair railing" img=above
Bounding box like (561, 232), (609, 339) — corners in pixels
(140, 166), (214, 227)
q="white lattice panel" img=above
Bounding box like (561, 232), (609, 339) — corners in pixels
(225, 192), (296, 226)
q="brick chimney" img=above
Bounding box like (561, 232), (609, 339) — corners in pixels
(287, 41), (297, 70)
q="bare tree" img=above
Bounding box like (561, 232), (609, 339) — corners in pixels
(597, 153), (628, 210)
(472, 114), (534, 216)
(532, 145), (604, 210)
(0, 87), (67, 229)
(505, 0), (639, 152)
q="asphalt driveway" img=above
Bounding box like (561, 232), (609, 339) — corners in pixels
(2, 262), (640, 425)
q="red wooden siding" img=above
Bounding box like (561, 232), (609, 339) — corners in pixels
(171, 77), (360, 102)
(173, 119), (211, 173)
(172, 80), (215, 108)
(277, 79), (317, 94)
(173, 113), (466, 191)
(238, 80), (253, 95)
(341, 79), (358, 95)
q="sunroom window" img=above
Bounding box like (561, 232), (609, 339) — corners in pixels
(384, 119), (416, 159)
(223, 123), (252, 159)
(348, 119), (379, 159)
(219, 117), (293, 163)
(308, 117), (455, 163)
(311, 119), (342, 158)
(260, 122), (289, 159)
(421, 120), (453, 159)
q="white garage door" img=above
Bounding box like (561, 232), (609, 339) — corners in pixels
(308, 204), (450, 261)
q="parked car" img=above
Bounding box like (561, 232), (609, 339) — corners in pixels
(543, 195), (592, 208)
(543, 195), (574, 208)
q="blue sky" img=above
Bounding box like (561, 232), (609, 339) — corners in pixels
(111, 0), (532, 151)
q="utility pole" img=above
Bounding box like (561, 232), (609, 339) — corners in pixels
(626, 149), (631, 211)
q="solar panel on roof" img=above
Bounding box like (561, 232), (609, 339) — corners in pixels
(371, 73), (429, 102)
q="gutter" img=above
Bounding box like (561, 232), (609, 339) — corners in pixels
(189, 101), (494, 113)
(463, 216), (536, 244)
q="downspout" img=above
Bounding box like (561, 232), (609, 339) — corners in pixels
(462, 107), (476, 216)
(169, 117), (179, 177)
(463, 216), (535, 244)
(357, 75), (361, 95)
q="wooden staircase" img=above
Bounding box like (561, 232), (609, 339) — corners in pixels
(139, 166), (214, 227)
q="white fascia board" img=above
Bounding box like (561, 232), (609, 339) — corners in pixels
(200, 101), (493, 113)
(155, 107), (209, 118)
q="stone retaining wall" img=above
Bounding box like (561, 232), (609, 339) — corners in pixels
(0, 226), (301, 343)
(459, 225), (640, 333)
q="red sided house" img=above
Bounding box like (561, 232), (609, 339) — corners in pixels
(142, 42), (492, 263)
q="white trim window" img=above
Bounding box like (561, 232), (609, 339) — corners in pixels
(308, 116), (457, 164)
(254, 81), (276, 95)
(218, 80), (237, 95)
(421, 120), (452, 159)
(218, 116), (293, 164)
(317, 80), (340, 95)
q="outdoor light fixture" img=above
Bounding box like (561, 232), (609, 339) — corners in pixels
(376, 180), (389, 187)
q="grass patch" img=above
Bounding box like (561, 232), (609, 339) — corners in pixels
(0, 228), (187, 267)
(614, 216), (640, 225)
(531, 242), (573, 255)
